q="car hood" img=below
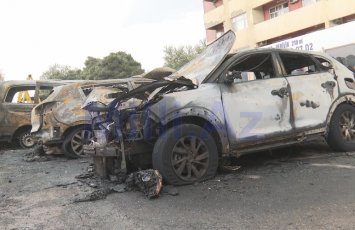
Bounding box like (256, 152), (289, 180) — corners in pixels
(168, 30), (236, 85)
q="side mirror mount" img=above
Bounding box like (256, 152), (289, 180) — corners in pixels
(224, 70), (242, 84)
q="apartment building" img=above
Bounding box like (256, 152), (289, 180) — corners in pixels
(203, 0), (355, 50)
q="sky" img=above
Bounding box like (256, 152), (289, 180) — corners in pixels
(0, 0), (206, 80)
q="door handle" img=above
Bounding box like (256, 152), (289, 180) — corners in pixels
(300, 100), (320, 109)
(271, 87), (288, 98)
(321, 81), (336, 89)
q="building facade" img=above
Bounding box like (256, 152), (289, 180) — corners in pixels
(203, 0), (355, 51)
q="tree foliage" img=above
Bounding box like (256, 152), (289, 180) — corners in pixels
(0, 71), (4, 82)
(40, 64), (82, 80)
(82, 52), (144, 80)
(163, 40), (206, 70)
(40, 51), (144, 80)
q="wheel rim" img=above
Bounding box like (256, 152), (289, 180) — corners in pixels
(22, 133), (35, 148)
(339, 111), (355, 142)
(70, 130), (92, 156)
(171, 136), (209, 182)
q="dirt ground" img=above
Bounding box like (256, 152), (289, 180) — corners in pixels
(1, 140), (355, 230)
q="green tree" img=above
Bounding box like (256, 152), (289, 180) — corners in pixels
(163, 40), (206, 70)
(40, 64), (82, 80)
(82, 52), (144, 80)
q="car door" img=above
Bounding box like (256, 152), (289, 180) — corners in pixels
(2, 84), (37, 137)
(277, 52), (339, 130)
(219, 52), (293, 148)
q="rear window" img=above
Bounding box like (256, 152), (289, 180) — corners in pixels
(5, 86), (36, 104)
(279, 53), (321, 76)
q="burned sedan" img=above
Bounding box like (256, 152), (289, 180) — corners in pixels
(84, 31), (355, 185)
(31, 78), (153, 158)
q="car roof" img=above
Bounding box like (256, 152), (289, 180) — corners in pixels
(233, 47), (328, 57)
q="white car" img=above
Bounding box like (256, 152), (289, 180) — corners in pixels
(85, 31), (355, 185)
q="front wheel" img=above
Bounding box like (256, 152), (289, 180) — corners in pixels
(152, 124), (218, 185)
(327, 104), (355, 151)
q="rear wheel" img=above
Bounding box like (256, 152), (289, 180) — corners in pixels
(153, 124), (218, 185)
(327, 104), (355, 151)
(16, 129), (35, 149)
(62, 126), (92, 158)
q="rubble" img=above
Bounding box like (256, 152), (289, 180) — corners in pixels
(72, 188), (111, 203)
(72, 169), (163, 202)
(125, 169), (163, 199)
(23, 145), (49, 162)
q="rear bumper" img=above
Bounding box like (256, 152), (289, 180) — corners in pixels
(32, 127), (64, 145)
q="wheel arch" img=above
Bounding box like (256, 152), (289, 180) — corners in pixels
(326, 94), (355, 134)
(61, 123), (91, 139)
(154, 107), (230, 155)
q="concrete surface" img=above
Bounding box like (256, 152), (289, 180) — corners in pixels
(1, 141), (355, 230)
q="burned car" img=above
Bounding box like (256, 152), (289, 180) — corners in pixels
(83, 31), (355, 185)
(0, 80), (65, 148)
(31, 78), (154, 158)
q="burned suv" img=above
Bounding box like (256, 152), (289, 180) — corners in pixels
(84, 31), (355, 185)
(0, 80), (64, 148)
(31, 78), (154, 158)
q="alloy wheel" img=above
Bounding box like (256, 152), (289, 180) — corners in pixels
(171, 136), (209, 181)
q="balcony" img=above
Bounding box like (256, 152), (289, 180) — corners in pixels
(204, 4), (225, 29)
(251, 0), (273, 9)
(253, 1), (325, 43)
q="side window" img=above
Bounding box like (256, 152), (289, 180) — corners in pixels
(279, 53), (320, 76)
(38, 86), (54, 102)
(315, 57), (332, 69)
(225, 53), (276, 83)
(5, 86), (36, 104)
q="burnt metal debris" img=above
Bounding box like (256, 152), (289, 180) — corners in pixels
(73, 168), (163, 202)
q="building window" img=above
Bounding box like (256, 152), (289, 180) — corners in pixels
(302, 0), (320, 7)
(232, 13), (248, 31)
(269, 2), (289, 19)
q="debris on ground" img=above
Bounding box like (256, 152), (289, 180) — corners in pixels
(111, 184), (126, 193)
(23, 145), (48, 162)
(219, 157), (241, 173)
(125, 169), (163, 199)
(75, 172), (95, 180)
(72, 169), (163, 202)
(162, 185), (179, 196)
(72, 188), (111, 203)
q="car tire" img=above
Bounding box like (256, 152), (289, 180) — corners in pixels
(16, 129), (35, 149)
(62, 126), (92, 159)
(152, 124), (218, 185)
(327, 104), (355, 152)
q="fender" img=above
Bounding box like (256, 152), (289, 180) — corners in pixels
(148, 106), (230, 154)
(325, 94), (355, 134)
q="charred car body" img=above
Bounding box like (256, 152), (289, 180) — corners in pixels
(31, 78), (154, 158)
(83, 31), (355, 185)
(0, 80), (65, 148)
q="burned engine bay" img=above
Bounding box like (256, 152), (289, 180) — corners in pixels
(82, 78), (197, 176)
